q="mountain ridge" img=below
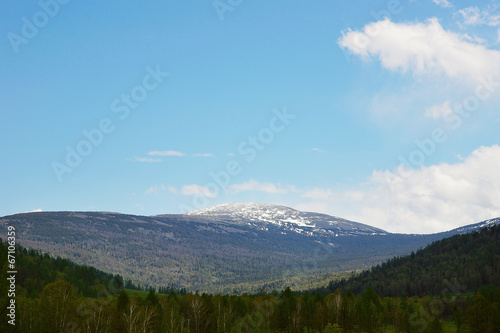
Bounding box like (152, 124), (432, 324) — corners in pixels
(1, 203), (499, 293)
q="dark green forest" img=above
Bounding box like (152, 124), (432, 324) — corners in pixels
(1, 226), (500, 332)
(319, 225), (500, 297)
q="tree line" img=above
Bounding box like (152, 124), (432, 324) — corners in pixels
(7, 281), (500, 332)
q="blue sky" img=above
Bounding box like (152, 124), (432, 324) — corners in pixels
(1, 0), (500, 233)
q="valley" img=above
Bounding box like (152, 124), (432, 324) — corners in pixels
(1, 203), (497, 294)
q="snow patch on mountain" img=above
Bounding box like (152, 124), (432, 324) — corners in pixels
(446, 217), (500, 235)
(187, 203), (314, 227)
(187, 202), (388, 237)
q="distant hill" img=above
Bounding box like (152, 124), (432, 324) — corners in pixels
(0, 203), (498, 293)
(318, 224), (500, 297)
(0, 240), (124, 299)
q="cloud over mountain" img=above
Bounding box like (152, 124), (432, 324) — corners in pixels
(338, 18), (500, 81)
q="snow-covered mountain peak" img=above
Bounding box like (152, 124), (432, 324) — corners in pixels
(186, 202), (388, 236)
(187, 202), (296, 215)
(187, 202), (311, 227)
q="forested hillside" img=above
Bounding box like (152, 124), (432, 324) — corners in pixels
(2, 227), (500, 332)
(319, 225), (500, 297)
(0, 242), (124, 299)
(0, 210), (459, 293)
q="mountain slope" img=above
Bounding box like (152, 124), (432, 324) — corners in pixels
(439, 217), (500, 236)
(0, 240), (123, 298)
(319, 224), (500, 297)
(1, 203), (498, 293)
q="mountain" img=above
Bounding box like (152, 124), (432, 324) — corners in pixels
(185, 202), (388, 236)
(1, 203), (498, 293)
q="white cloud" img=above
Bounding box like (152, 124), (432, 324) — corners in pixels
(181, 184), (217, 198)
(145, 184), (178, 195)
(192, 153), (215, 157)
(497, 28), (500, 42)
(227, 179), (299, 194)
(145, 184), (166, 195)
(457, 6), (500, 26)
(227, 179), (300, 194)
(131, 157), (162, 163)
(433, 0), (452, 9)
(424, 100), (454, 119)
(312, 147), (327, 153)
(302, 188), (365, 202)
(302, 188), (336, 200)
(338, 18), (500, 81)
(295, 202), (330, 214)
(148, 150), (186, 157)
(26, 208), (43, 213)
(458, 7), (481, 25)
(302, 145), (500, 234)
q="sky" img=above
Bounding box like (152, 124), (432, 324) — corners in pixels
(1, 0), (500, 234)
